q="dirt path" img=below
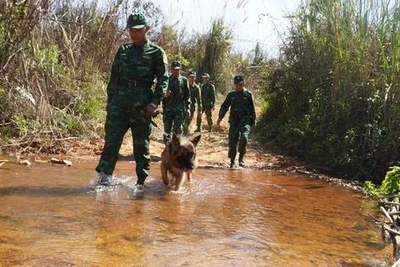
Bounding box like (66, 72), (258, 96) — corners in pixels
(0, 102), (363, 191)
(54, 104), (296, 172)
(1, 103), (290, 170)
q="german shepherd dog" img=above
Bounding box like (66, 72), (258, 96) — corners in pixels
(161, 133), (201, 191)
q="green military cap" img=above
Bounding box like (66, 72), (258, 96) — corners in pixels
(234, 75), (244, 84)
(189, 71), (196, 76)
(202, 73), (210, 78)
(171, 61), (181, 69)
(127, 13), (148, 29)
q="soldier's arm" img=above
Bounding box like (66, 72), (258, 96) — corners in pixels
(197, 85), (202, 111)
(249, 91), (256, 126)
(211, 84), (216, 108)
(183, 77), (191, 111)
(152, 48), (168, 106)
(200, 85), (205, 105)
(106, 47), (122, 105)
(190, 91), (196, 111)
(218, 93), (231, 121)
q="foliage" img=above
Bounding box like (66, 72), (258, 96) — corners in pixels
(0, 0), (264, 156)
(153, 25), (190, 69)
(155, 18), (236, 95)
(260, 0), (400, 183)
(0, 0), (164, 145)
(199, 19), (233, 95)
(364, 166), (400, 197)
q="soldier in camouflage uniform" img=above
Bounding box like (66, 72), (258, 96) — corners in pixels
(217, 76), (256, 168)
(95, 13), (168, 188)
(162, 61), (191, 143)
(200, 73), (216, 132)
(183, 71), (202, 134)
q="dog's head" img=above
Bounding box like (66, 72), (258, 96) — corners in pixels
(169, 133), (201, 172)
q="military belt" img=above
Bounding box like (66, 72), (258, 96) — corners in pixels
(119, 79), (153, 87)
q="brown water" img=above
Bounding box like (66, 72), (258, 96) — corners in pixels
(0, 159), (391, 266)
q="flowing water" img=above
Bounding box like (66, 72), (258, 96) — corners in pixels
(0, 158), (391, 266)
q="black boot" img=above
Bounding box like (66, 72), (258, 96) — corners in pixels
(98, 171), (113, 186)
(135, 177), (146, 192)
(238, 153), (245, 167)
(229, 157), (236, 169)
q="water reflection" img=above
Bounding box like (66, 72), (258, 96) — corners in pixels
(0, 159), (391, 266)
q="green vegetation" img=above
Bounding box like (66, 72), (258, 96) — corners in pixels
(364, 167), (400, 197)
(259, 0), (400, 183)
(0, 0), (242, 148)
(2, 0), (398, 185)
(0, 0), (122, 144)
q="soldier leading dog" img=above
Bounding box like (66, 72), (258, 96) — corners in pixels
(161, 133), (201, 191)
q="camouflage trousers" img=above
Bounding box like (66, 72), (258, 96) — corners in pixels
(228, 122), (250, 161)
(201, 108), (213, 131)
(183, 108), (201, 133)
(95, 105), (152, 184)
(163, 107), (184, 142)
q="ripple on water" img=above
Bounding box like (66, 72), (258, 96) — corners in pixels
(0, 160), (391, 266)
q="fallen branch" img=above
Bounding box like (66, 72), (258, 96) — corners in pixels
(379, 201), (400, 206)
(50, 158), (72, 166)
(54, 137), (79, 141)
(379, 194), (400, 200)
(384, 226), (400, 236)
(380, 198), (400, 262)
(382, 206), (395, 224)
(392, 257), (400, 267)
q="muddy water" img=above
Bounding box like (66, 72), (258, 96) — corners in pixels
(0, 159), (390, 266)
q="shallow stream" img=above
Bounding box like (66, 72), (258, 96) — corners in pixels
(0, 159), (391, 266)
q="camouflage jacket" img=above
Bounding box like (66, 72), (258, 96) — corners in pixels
(189, 83), (202, 112)
(201, 83), (216, 109)
(106, 40), (168, 108)
(163, 74), (191, 111)
(218, 88), (256, 126)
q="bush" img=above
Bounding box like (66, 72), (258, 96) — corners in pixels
(364, 166), (400, 197)
(260, 0), (400, 182)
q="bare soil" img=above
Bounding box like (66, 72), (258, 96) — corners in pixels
(58, 106), (293, 171)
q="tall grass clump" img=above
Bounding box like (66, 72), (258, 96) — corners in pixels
(0, 0), (164, 150)
(261, 0), (400, 183)
(156, 18), (234, 95)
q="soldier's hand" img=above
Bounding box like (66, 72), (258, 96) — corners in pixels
(144, 104), (157, 117)
(165, 90), (172, 97)
(185, 110), (191, 119)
